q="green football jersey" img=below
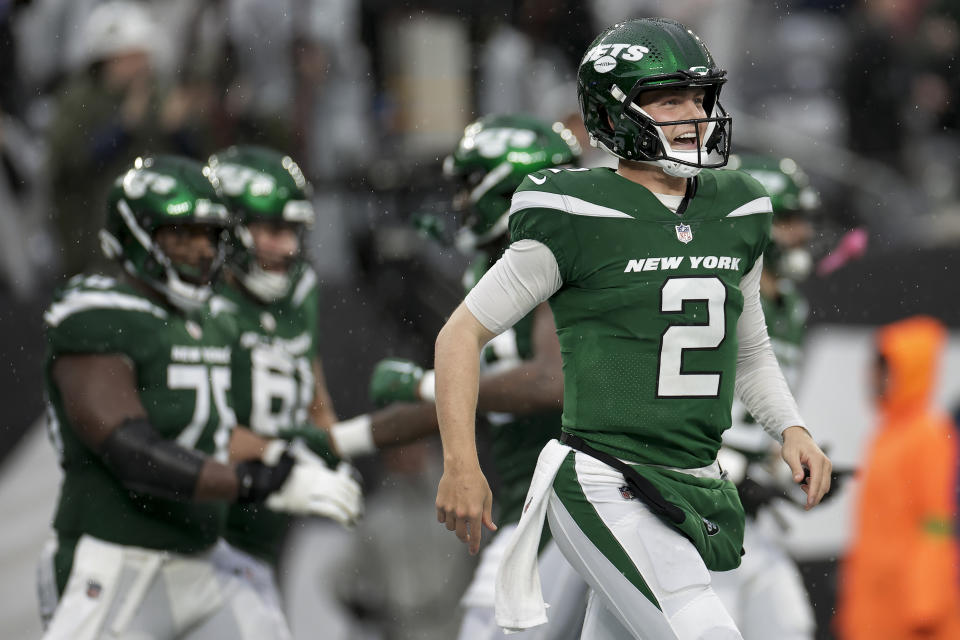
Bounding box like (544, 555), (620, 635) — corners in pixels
(760, 279), (808, 390)
(509, 167), (771, 468)
(44, 274), (236, 556)
(466, 253), (563, 527)
(212, 267), (320, 564)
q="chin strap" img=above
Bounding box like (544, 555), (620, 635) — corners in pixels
(676, 177), (697, 217)
(239, 263), (290, 303)
(658, 159), (704, 178)
(160, 266), (213, 312)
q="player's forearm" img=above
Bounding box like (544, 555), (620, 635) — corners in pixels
(735, 259), (806, 441)
(435, 306), (491, 468)
(194, 459), (240, 501)
(310, 357), (338, 427)
(476, 361), (563, 414)
(735, 348), (805, 442)
(229, 425), (269, 462)
(96, 416), (239, 502)
(476, 302), (562, 414)
(369, 402), (441, 448)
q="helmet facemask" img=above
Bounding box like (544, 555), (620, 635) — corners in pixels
(229, 220), (308, 303)
(590, 72), (732, 177)
(767, 211), (815, 282)
(448, 160), (514, 253)
(101, 198), (228, 313)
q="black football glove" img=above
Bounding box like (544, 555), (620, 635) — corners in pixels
(234, 447), (295, 504)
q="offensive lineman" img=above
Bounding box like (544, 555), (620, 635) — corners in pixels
(355, 115), (588, 639)
(40, 156), (360, 640)
(433, 18), (832, 639)
(204, 145), (360, 631)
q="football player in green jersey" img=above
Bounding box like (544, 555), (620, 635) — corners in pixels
(40, 156), (360, 640)
(432, 18), (832, 639)
(339, 114), (588, 640)
(710, 154), (819, 640)
(204, 145), (360, 626)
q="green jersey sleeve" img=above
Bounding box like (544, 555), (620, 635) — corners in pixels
(509, 172), (582, 284)
(727, 170), (773, 274)
(45, 276), (169, 359)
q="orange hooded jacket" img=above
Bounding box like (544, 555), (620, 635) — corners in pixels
(836, 316), (960, 640)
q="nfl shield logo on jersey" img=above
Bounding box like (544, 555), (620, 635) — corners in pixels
(675, 224), (693, 244)
(86, 580), (102, 599)
(185, 320), (203, 340)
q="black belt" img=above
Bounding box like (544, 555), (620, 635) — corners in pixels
(560, 432), (686, 525)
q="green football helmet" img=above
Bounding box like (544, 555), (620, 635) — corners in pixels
(577, 18), (731, 177)
(443, 114), (581, 252)
(99, 155), (231, 312)
(727, 153), (819, 280)
(206, 145), (315, 303)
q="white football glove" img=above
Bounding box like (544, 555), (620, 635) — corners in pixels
(264, 441), (364, 527)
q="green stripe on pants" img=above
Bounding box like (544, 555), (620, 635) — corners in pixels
(552, 451), (661, 609)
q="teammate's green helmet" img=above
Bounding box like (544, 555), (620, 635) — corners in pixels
(100, 155), (231, 312)
(206, 145), (315, 302)
(726, 154), (820, 217)
(443, 114), (581, 252)
(728, 154), (819, 280)
(577, 18), (731, 177)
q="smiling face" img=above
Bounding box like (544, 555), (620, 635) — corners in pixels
(635, 87), (709, 152)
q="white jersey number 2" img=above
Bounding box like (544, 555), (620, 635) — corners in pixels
(657, 276), (727, 398)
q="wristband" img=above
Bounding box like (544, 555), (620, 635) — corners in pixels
(418, 370), (436, 403)
(262, 439), (288, 465)
(330, 414), (376, 458)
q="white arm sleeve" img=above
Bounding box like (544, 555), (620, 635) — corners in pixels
(734, 257), (808, 443)
(464, 239), (562, 335)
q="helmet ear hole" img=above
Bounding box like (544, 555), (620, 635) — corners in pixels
(638, 130), (657, 155)
(597, 105), (615, 137)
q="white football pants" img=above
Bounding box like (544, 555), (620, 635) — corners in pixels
(39, 535), (292, 640)
(458, 522), (587, 640)
(547, 450), (742, 639)
(709, 519), (814, 640)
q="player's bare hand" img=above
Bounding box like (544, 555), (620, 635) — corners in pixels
(781, 426), (832, 509)
(436, 462), (497, 555)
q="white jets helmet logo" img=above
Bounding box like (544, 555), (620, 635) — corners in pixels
(582, 43), (650, 66)
(468, 128), (537, 158)
(594, 56), (617, 73)
(122, 170), (176, 199)
(213, 164), (276, 198)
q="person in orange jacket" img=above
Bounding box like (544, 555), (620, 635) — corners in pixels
(836, 315), (960, 640)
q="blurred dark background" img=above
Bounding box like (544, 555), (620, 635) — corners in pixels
(0, 0), (958, 638)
